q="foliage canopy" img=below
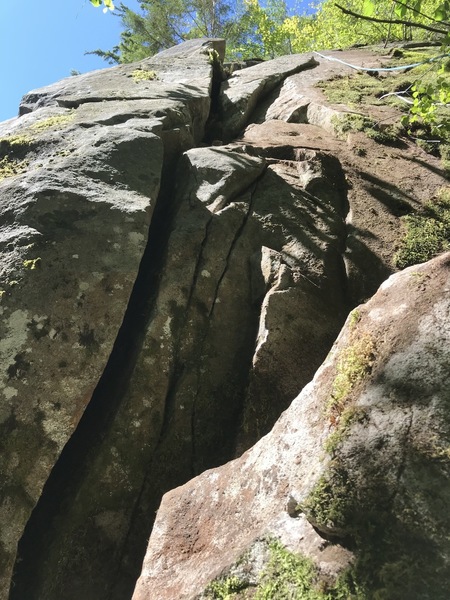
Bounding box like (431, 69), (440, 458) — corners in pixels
(90, 0), (449, 141)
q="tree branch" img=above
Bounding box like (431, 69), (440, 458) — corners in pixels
(334, 3), (447, 35)
(392, 0), (450, 27)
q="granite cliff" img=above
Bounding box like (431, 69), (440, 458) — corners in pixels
(0, 39), (448, 599)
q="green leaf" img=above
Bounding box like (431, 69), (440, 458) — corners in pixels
(435, 1), (450, 20)
(394, 0), (408, 17)
(411, 0), (422, 14)
(90, 0), (102, 6)
(362, 0), (375, 16)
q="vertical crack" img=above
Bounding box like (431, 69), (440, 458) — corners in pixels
(191, 174), (265, 474)
(389, 409), (414, 505)
(8, 137), (186, 600)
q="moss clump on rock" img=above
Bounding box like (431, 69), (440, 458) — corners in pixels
(255, 540), (324, 600)
(0, 134), (33, 149)
(331, 113), (399, 144)
(30, 113), (75, 133)
(300, 466), (355, 537)
(0, 133), (35, 182)
(394, 188), (450, 268)
(23, 258), (41, 270)
(326, 331), (375, 419)
(131, 68), (157, 82)
(0, 156), (28, 182)
(203, 538), (364, 599)
(205, 575), (248, 599)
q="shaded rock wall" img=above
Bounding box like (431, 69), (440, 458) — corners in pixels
(0, 39), (447, 599)
(135, 252), (450, 600)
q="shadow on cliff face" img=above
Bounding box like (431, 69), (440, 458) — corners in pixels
(9, 143), (354, 600)
(9, 41), (447, 600)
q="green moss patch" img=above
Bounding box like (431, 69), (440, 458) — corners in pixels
(331, 113), (398, 144)
(23, 257), (41, 270)
(0, 134), (33, 149)
(30, 113), (75, 133)
(327, 332), (375, 419)
(300, 466), (356, 538)
(320, 47), (448, 152)
(394, 188), (450, 269)
(320, 48), (436, 110)
(204, 539), (364, 599)
(131, 68), (157, 82)
(255, 540), (324, 599)
(0, 156), (28, 182)
(205, 576), (248, 599)
(322, 330), (375, 453)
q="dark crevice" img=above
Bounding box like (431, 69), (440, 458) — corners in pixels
(203, 56), (230, 144)
(389, 409), (414, 505)
(10, 51), (249, 600)
(207, 177), (264, 319)
(157, 202), (215, 443)
(116, 173), (270, 577)
(8, 47), (370, 600)
(8, 135), (187, 600)
(190, 173), (266, 473)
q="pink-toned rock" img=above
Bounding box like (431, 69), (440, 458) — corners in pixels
(133, 252), (450, 600)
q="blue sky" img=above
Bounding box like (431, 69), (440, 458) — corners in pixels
(0, 0), (312, 123)
(0, 0), (140, 122)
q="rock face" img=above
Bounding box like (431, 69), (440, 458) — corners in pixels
(134, 251), (450, 600)
(0, 39), (448, 600)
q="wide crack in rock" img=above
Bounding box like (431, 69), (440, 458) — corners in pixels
(1, 40), (448, 600)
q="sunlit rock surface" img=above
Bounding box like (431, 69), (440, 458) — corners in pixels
(0, 38), (447, 600)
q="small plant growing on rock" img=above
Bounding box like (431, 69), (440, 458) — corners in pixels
(300, 467), (354, 538)
(323, 330), (375, 453)
(207, 49), (221, 65)
(203, 537), (365, 599)
(255, 539), (322, 599)
(0, 156), (28, 182)
(0, 134), (33, 149)
(30, 113), (75, 133)
(394, 188), (450, 268)
(23, 258), (41, 270)
(327, 332), (376, 419)
(440, 143), (450, 175)
(331, 113), (399, 145)
(131, 68), (157, 82)
(205, 575), (248, 598)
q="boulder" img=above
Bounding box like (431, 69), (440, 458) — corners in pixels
(133, 252), (450, 600)
(0, 38), (448, 600)
(0, 38), (220, 600)
(215, 53), (318, 142)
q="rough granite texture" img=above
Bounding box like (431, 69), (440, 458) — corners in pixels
(0, 38), (448, 600)
(134, 252), (450, 600)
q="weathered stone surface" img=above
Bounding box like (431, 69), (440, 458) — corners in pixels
(216, 53), (318, 142)
(133, 252), (450, 600)
(0, 119), (161, 597)
(11, 139), (349, 599)
(18, 39), (220, 146)
(0, 39), (448, 600)
(0, 39), (218, 600)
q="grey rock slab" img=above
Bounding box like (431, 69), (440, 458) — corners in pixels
(0, 39), (223, 598)
(0, 98), (166, 596)
(156, 37), (226, 61)
(250, 48), (389, 134)
(217, 53), (318, 141)
(17, 38), (222, 144)
(19, 141), (348, 599)
(3, 146), (267, 600)
(179, 145), (266, 211)
(133, 252), (450, 600)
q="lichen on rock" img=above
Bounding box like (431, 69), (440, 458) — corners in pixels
(0, 38), (449, 600)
